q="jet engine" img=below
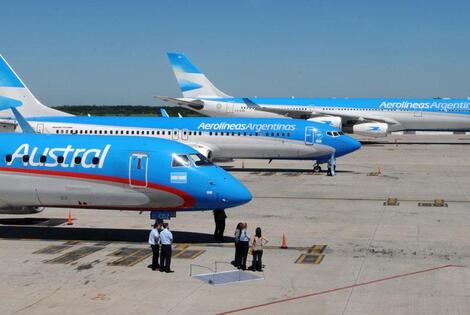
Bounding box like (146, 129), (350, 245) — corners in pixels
(0, 206), (44, 215)
(352, 122), (389, 138)
(308, 116), (342, 129)
(191, 145), (213, 160)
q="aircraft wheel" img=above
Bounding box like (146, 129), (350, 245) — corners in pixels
(313, 165), (321, 173)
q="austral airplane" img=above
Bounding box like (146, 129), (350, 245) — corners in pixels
(0, 97), (252, 216)
(0, 55), (361, 173)
(157, 52), (470, 138)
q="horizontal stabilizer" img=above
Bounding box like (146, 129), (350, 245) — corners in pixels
(0, 96), (34, 133)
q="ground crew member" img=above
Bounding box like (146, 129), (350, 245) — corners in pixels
(148, 222), (161, 271)
(213, 209), (227, 242)
(327, 154), (336, 176)
(159, 222), (174, 273)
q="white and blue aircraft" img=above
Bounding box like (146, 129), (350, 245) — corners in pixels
(0, 98), (252, 216)
(0, 55), (361, 173)
(158, 52), (470, 137)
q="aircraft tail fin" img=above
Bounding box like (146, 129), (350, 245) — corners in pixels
(0, 55), (71, 117)
(167, 52), (231, 98)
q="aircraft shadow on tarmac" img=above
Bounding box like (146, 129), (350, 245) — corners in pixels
(0, 218), (232, 244)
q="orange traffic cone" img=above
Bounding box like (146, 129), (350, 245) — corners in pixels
(280, 233), (288, 249)
(66, 211), (74, 225)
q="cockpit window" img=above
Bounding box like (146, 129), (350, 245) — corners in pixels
(189, 153), (213, 166)
(326, 131), (341, 137)
(172, 154), (191, 167)
(338, 131), (344, 135)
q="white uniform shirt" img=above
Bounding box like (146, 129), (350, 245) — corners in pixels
(239, 229), (250, 242)
(148, 228), (160, 245)
(160, 228), (173, 245)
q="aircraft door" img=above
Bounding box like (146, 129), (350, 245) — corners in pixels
(36, 123), (44, 133)
(305, 127), (322, 145)
(171, 128), (179, 140)
(129, 153), (148, 188)
(225, 103), (234, 113)
(181, 129), (189, 141)
(414, 110), (423, 118)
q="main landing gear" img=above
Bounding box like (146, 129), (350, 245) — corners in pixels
(313, 154), (336, 176)
(313, 164), (322, 173)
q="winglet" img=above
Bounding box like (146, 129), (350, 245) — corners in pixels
(160, 108), (170, 118)
(0, 96), (35, 133)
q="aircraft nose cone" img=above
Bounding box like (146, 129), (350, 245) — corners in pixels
(349, 137), (362, 152)
(218, 176), (252, 208)
(343, 136), (362, 154)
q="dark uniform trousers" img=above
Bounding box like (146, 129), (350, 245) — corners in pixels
(160, 244), (172, 271)
(239, 241), (249, 270)
(151, 244), (160, 269)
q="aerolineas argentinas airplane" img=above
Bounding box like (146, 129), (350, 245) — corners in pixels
(0, 133), (252, 215)
(0, 56), (361, 172)
(157, 52), (470, 138)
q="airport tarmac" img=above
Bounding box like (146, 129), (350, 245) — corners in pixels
(1, 135), (470, 315)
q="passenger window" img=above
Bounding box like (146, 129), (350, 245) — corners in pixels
(92, 157), (100, 165)
(57, 156), (64, 164)
(22, 155), (29, 163)
(189, 153), (212, 166)
(40, 155), (47, 163)
(74, 156), (82, 164)
(5, 154), (12, 162)
(172, 154), (191, 167)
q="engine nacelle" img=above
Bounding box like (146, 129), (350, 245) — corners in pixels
(191, 145), (213, 160)
(353, 122), (389, 138)
(308, 116), (342, 129)
(0, 206), (44, 215)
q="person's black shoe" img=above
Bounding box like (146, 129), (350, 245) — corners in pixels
(165, 270), (174, 273)
(159, 269), (164, 272)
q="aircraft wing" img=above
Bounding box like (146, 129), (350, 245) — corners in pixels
(155, 96), (204, 110)
(243, 98), (400, 125)
(309, 109), (400, 125)
(242, 98), (306, 118)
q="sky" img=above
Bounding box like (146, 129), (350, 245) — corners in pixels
(2, 0), (470, 105)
